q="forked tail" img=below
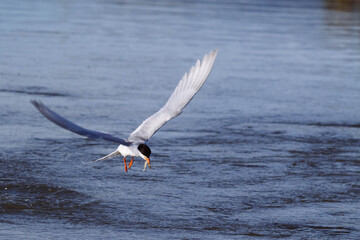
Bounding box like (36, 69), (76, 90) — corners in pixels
(92, 150), (120, 163)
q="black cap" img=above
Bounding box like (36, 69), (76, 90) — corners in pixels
(138, 144), (151, 158)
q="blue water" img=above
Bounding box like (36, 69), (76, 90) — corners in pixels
(1, 0), (360, 239)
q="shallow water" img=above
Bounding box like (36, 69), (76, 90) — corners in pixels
(1, 0), (360, 239)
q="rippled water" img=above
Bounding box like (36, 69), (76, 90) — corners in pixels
(1, 0), (360, 239)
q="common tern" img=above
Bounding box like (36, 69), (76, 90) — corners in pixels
(31, 49), (218, 172)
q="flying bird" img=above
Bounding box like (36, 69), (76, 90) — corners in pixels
(31, 49), (218, 172)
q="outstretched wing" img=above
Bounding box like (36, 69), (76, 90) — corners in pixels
(31, 100), (131, 145)
(128, 49), (218, 142)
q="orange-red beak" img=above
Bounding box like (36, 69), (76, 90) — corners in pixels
(144, 157), (151, 169)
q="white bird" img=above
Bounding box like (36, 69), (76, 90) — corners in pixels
(31, 49), (218, 172)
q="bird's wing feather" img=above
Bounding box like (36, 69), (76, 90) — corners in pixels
(31, 100), (131, 145)
(128, 49), (218, 142)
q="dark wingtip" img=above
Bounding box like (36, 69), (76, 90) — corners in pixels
(31, 99), (40, 107)
(31, 99), (45, 111)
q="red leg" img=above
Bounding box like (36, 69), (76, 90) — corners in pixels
(123, 157), (128, 172)
(128, 157), (134, 169)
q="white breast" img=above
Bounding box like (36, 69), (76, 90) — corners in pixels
(117, 144), (140, 157)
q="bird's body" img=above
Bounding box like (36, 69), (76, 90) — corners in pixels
(32, 50), (218, 172)
(118, 144), (140, 158)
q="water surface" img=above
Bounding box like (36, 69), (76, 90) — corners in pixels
(1, 0), (360, 239)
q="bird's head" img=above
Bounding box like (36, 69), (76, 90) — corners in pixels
(138, 143), (151, 169)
